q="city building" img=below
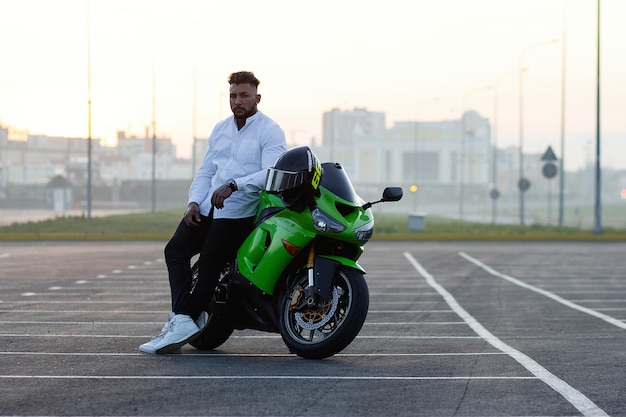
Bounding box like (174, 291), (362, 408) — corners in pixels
(0, 125), (192, 210)
(313, 107), (493, 214)
(315, 107), (491, 185)
(1, 114), (623, 225)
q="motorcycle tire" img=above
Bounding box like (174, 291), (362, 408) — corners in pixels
(279, 266), (369, 359)
(188, 261), (234, 351)
(189, 312), (234, 350)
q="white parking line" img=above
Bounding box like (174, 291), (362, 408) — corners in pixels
(0, 351), (507, 357)
(0, 300), (169, 304)
(459, 252), (626, 331)
(0, 310), (168, 314)
(555, 290), (626, 294)
(0, 320), (466, 325)
(0, 333), (481, 339)
(368, 310), (454, 313)
(0, 309), (453, 315)
(365, 322), (466, 325)
(0, 375), (537, 381)
(16, 292), (170, 298)
(403, 252), (609, 417)
(0, 321), (164, 325)
(368, 292), (440, 296)
(370, 301), (449, 304)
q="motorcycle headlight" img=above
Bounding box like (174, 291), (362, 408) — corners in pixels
(311, 208), (346, 233)
(354, 220), (374, 243)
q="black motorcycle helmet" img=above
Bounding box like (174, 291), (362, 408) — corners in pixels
(265, 146), (322, 211)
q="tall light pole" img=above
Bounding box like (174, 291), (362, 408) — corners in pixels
(86, 1), (93, 219)
(492, 69), (526, 224)
(459, 86), (490, 220)
(558, 1), (576, 227)
(192, 64), (198, 178)
(593, 0), (603, 234)
(518, 39), (559, 225)
(192, 68), (214, 178)
(412, 96), (439, 212)
(151, 41), (157, 213)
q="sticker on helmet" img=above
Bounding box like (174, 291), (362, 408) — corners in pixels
(311, 158), (322, 190)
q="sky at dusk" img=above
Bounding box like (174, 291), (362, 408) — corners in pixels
(0, 0), (624, 170)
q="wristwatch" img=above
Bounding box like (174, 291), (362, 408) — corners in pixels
(225, 178), (237, 192)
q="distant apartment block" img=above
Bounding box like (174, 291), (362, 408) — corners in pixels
(0, 127), (192, 187)
(314, 107), (492, 187)
(4, 110), (616, 214)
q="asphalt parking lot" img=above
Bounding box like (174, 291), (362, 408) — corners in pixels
(1, 240), (625, 416)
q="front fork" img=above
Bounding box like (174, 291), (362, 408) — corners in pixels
(304, 245), (317, 307)
(290, 245), (321, 311)
(291, 243), (343, 310)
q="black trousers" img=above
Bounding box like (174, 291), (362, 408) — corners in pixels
(164, 212), (254, 319)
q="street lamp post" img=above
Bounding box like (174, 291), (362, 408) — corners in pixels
(593, 0), (603, 234)
(459, 86), (490, 220)
(518, 39), (559, 225)
(558, 0), (576, 227)
(151, 44), (157, 213)
(492, 68), (526, 224)
(86, 1), (93, 219)
(412, 97), (439, 212)
(192, 65), (197, 178)
(191, 67), (214, 178)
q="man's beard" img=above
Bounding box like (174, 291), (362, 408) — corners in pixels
(233, 106), (256, 120)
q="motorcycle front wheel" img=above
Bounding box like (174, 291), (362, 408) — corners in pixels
(279, 267), (369, 359)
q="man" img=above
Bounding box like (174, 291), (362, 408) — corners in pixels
(139, 71), (287, 354)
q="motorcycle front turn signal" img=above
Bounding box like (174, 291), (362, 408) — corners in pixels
(281, 239), (301, 256)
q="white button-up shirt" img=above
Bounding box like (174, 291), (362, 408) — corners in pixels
(189, 111), (287, 219)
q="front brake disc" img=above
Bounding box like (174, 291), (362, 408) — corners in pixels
(294, 287), (344, 331)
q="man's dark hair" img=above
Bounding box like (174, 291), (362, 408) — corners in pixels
(228, 71), (260, 88)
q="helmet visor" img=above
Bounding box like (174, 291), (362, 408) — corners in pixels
(264, 167), (306, 192)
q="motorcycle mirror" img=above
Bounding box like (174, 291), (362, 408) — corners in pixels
(382, 187), (403, 202)
(362, 187), (403, 210)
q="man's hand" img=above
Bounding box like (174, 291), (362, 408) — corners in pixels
(210, 184), (234, 209)
(184, 202), (202, 227)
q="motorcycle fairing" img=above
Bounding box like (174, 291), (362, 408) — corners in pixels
(237, 210), (315, 295)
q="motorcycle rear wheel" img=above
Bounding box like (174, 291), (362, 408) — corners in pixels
(189, 312), (234, 350)
(188, 261), (234, 351)
(279, 267), (369, 359)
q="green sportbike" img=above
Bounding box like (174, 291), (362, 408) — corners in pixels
(190, 146), (402, 359)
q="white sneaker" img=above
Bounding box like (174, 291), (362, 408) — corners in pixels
(139, 312), (175, 354)
(154, 314), (200, 354)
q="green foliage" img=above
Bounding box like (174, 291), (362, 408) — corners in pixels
(0, 210), (182, 239)
(1, 210), (625, 241)
(372, 213), (626, 240)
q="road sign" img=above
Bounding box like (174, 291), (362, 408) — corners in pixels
(518, 178), (531, 192)
(541, 146), (558, 161)
(542, 162), (558, 179)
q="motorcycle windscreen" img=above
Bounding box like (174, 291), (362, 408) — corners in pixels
(320, 162), (358, 203)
